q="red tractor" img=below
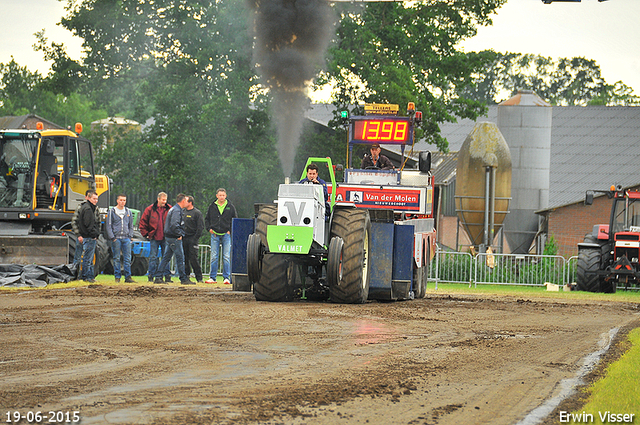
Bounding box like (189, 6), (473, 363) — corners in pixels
(577, 185), (640, 292)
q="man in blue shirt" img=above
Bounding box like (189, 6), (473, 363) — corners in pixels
(299, 163), (328, 206)
(154, 193), (193, 285)
(299, 163), (330, 217)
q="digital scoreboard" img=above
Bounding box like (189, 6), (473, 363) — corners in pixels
(350, 117), (412, 145)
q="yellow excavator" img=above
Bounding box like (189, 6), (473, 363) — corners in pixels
(0, 122), (110, 266)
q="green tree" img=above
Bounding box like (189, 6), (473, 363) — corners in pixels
(33, 30), (84, 97)
(60, 0), (282, 217)
(0, 59), (41, 115)
(320, 0), (508, 153)
(461, 52), (640, 106)
(588, 81), (640, 106)
(0, 58), (105, 128)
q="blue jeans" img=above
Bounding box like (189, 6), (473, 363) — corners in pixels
(82, 238), (97, 280)
(112, 238), (132, 279)
(148, 239), (170, 279)
(210, 232), (231, 281)
(73, 238), (83, 265)
(157, 237), (187, 281)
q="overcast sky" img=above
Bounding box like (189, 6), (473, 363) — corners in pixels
(460, 0), (640, 95)
(2, 0), (639, 96)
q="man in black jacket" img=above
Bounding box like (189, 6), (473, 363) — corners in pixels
(204, 188), (237, 284)
(360, 143), (395, 170)
(154, 193), (192, 285)
(77, 189), (100, 282)
(184, 196), (205, 283)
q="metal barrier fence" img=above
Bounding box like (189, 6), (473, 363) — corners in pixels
(475, 253), (566, 286)
(428, 251), (475, 286)
(170, 244), (219, 277)
(428, 248), (578, 288)
(566, 256), (578, 287)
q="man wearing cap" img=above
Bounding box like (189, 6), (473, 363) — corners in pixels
(361, 143), (395, 170)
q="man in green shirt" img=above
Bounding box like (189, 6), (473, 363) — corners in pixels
(204, 188), (237, 284)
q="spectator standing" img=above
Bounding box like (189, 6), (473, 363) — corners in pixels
(154, 194), (193, 285)
(71, 192), (92, 266)
(77, 189), (101, 282)
(106, 194), (135, 283)
(184, 196), (205, 283)
(204, 188), (237, 285)
(139, 192), (172, 282)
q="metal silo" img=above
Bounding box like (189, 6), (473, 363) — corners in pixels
(455, 122), (512, 251)
(498, 90), (552, 254)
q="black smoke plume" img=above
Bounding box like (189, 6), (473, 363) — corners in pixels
(251, 0), (335, 178)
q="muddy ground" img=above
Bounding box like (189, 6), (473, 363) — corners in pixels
(1, 285), (639, 425)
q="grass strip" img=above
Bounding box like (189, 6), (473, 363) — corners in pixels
(565, 327), (640, 424)
(427, 282), (640, 303)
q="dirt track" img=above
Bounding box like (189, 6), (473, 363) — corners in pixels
(1, 285), (639, 425)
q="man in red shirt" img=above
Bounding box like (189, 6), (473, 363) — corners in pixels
(139, 192), (172, 282)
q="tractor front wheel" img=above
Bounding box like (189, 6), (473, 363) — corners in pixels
(327, 236), (344, 289)
(246, 233), (262, 284)
(252, 204), (291, 302)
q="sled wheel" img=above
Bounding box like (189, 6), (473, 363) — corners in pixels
(413, 263), (426, 299)
(414, 242), (429, 299)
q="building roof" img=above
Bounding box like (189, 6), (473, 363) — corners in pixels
(430, 151), (458, 186)
(0, 114), (63, 130)
(305, 104), (336, 127)
(545, 107), (640, 209)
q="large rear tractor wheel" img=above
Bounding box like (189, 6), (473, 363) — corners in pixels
(329, 208), (371, 304)
(252, 205), (291, 302)
(576, 247), (601, 292)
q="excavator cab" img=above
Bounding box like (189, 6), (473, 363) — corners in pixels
(0, 129), (97, 214)
(0, 131), (38, 209)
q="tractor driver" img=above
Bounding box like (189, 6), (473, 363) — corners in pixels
(299, 163), (329, 215)
(361, 143), (395, 170)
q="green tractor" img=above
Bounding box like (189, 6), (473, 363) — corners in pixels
(241, 102), (436, 303)
(247, 157), (371, 303)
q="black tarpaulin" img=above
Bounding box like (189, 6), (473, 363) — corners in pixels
(0, 264), (78, 288)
